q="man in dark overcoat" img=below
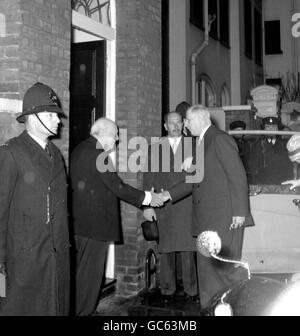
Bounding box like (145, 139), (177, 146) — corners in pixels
(162, 105), (254, 309)
(0, 82), (70, 316)
(70, 117), (164, 316)
(143, 112), (198, 302)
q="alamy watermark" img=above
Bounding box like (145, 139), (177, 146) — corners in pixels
(95, 128), (204, 183)
(292, 13), (300, 38)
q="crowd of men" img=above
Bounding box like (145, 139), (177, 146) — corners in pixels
(0, 82), (298, 316)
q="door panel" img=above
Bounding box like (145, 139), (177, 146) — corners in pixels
(70, 41), (106, 153)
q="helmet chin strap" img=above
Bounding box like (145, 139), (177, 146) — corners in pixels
(35, 114), (56, 136)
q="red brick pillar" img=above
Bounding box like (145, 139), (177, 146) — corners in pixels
(0, 0), (71, 159)
(115, 0), (162, 297)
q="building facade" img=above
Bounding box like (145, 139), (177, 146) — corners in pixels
(1, 0), (287, 299)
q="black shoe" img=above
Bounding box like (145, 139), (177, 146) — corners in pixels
(184, 294), (200, 304)
(161, 294), (173, 304)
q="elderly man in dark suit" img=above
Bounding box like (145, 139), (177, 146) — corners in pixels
(70, 117), (164, 316)
(0, 82), (70, 316)
(143, 111), (198, 303)
(161, 105), (253, 309)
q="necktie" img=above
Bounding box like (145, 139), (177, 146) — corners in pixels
(172, 140), (178, 154)
(45, 144), (52, 158)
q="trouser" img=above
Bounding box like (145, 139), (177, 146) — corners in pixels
(160, 251), (198, 296)
(196, 227), (247, 309)
(74, 235), (108, 316)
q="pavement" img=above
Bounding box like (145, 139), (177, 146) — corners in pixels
(96, 287), (201, 317)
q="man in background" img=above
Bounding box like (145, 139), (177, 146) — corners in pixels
(143, 111), (198, 303)
(176, 101), (192, 136)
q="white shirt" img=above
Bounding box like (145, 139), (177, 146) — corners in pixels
(168, 136), (182, 154)
(199, 124), (211, 141)
(27, 131), (47, 149)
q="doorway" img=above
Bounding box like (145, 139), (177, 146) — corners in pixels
(69, 41), (106, 153)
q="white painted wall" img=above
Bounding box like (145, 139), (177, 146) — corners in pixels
(263, 0), (300, 80)
(169, 0), (188, 110)
(168, 0), (263, 108)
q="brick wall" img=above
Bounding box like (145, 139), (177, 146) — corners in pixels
(0, 0), (71, 160)
(115, 0), (162, 297)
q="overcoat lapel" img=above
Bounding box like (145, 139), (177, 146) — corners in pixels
(19, 131), (53, 184)
(48, 142), (64, 183)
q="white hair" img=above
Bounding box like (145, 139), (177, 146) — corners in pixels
(90, 117), (116, 137)
(187, 105), (210, 119)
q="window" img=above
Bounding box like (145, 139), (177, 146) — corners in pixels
(190, 0), (229, 47)
(254, 8), (262, 65)
(219, 0), (229, 46)
(221, 84), (230, 106)
(244, 0), (253, 58)
(265, 20), (282, 55)
(190, 0), (204, 30)
(208, 0), (218, 39)
(196, 76), (216, 107)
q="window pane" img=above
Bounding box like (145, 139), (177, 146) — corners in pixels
(208, 0), (218, 39)
(254, 8), (262, 65)
(190, 0), (204, 29)
(244, 0), (252, 58)
(219, 0), (229, 46)
(265, 20), (282, 55)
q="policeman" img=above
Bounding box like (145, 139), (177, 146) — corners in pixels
(0, 82), (70, 316)
(255, 116), (293, 184)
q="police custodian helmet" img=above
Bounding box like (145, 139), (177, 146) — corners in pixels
(17, 82), (64, 123)
(262, 116), (279, 126)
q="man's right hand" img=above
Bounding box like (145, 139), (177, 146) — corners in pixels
(0, 263), (6, 276)
(143, 208), (157, 221)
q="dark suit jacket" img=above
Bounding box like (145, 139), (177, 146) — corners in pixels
(70, 136), (145, 242)
(170, 126), (253, 240)
(143, 136), (196, 253)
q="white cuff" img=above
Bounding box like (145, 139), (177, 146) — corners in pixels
(142, 191), (152, 205)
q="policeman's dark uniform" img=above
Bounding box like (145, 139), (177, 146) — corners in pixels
(229, 120), (251, 172)
(254, 117), (293, 185)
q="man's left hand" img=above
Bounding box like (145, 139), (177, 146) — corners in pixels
(230, 216), (245, 230)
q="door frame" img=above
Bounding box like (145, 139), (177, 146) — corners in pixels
(72, 9), (116, 122)
(71, 8), (116, 280)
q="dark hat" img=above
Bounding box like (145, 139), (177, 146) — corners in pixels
(17, 82), (64, 123)
(262, 116), (279, 126)
(229, 120), (246, 130)
(141, 218), (159, 243)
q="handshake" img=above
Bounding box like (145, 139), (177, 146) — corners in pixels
(144, 188), (171, 222)
(149, 188), (171, 208)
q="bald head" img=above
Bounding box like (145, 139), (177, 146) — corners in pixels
(185, 105), (211, 136)
(91, 117), (119, 151)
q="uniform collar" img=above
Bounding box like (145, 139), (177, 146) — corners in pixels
(27, 131), (47, 149)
